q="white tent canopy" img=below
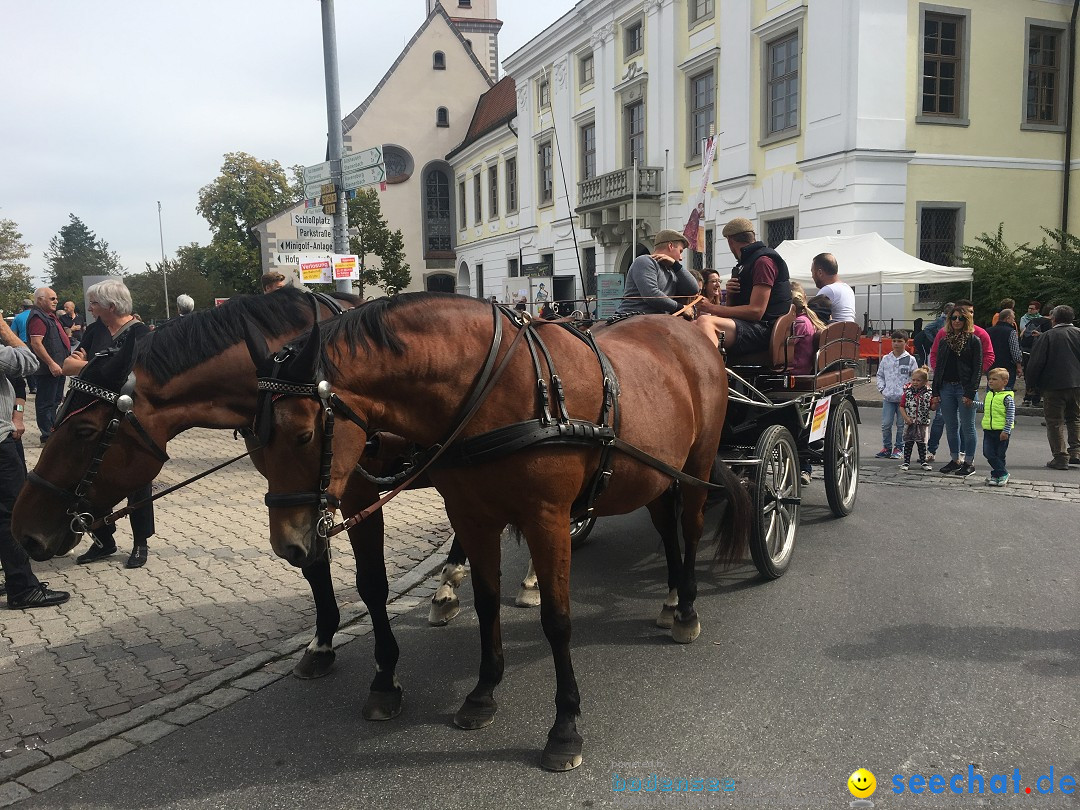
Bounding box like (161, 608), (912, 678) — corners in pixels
(774, 232), (973, 286)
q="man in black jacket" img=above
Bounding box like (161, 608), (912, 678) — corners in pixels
(1025, 305), (1080, 469)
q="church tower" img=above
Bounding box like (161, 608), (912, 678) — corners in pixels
(426, 0), (502, 81)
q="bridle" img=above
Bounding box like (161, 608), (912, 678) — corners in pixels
(27, 370), (170, 543)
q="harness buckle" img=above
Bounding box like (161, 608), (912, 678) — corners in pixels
(69, 511), (94, 538)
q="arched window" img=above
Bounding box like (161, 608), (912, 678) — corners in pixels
(436, 107), (449, 127)
(423, 165), (453, 257)
(433, 51), (445, 70)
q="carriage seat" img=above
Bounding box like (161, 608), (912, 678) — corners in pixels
(789, 321), (861, 391)
(727, 305), (798, 370)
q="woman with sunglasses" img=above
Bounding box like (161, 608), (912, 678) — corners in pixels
(931, 307), (983, 477)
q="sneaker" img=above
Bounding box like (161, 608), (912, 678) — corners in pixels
(996, 473), (1010, 487)
(921, 461), (932, 471)
(939, 460), (961, 474)
(984, 476), (994, 485)
(955, 463), (976, 477)
(799, 471), (811, 486)
(1070, 457), (1080, 466)
(899, 462), (909, 471)
(8, 583), (70, 609)
(890, 448), (903, 460)
(875, 448), (892, 458)
(926, 453), (936, 462)
(1046, 459), (1069, 471)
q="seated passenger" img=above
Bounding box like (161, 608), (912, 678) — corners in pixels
(694, 217), (793, 358)
(791, 290), (826, 375)
(615, 229), (699, 317)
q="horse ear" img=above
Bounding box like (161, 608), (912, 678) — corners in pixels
(242, 319), (273, 375)
(285, 321), (321, 382)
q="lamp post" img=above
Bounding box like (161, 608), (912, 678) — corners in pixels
(157, 201), (170, 318)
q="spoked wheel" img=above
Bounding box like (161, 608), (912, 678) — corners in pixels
(823, 398), (859, 517)
(748, 425), (801, 579)
(569, 516), (596, 550)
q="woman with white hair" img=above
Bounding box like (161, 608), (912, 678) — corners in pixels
(61, 278), (156, 569)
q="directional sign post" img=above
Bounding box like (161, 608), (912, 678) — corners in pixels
(302, 161), (331, 187)
(342, 164), (386, 191)
(342, 147), (382, 174)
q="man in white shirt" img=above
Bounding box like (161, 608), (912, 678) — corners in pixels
(811, 252), (857, 323)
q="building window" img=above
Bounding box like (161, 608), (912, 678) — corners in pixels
(459, 0), (471, 6)
(423, 167), (453, 255)
(508, 257), (519, 278)
(765, 218), (795, 249)
(506, 157), (518, 213)
(433, 51), (445, 70)
(488, 165), (499, 219)
(689, 0), (714, 27)
(476, 263), (484, 298)
(458, 181), (466, 230)
(538, 78), (550, 110)
(766, 32), (799, 137)
(625, 100), (645, 167)
(691, 229), (714, 271)
(436, 107), (450, 127)
(580, 122), (596, 180)
(382, 144), (414, 185)
(689, 70), (715, 158)
(1027, 26), (1062, 126)
(919, 207), (960, 266)
(580, 53), (594, 87)
(922, 13), (963, 117)
(538, 140), (553, 205)
(473, 174), (482, 225)
(625, 20), (643, 57)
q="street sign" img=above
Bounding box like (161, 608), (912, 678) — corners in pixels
(303, 180), (326, 200)
(291, 212), (331, 227)
(297, 226), (332, 240)
(342, 164), (386, 190)
(320, 182), (339, 215)
(278, 239), (334, 252)
(342, 147), (382, 173)
(303, 161), (331, 187)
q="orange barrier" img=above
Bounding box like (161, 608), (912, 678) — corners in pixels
(859, 338), (916, 362)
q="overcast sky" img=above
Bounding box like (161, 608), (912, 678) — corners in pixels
(1, 1), (578, 284)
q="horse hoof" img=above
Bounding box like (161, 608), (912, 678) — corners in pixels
(656, 604), (676, 629)
(515, 585), (541, 608)
(428, 596), (460, 626)
(292, 649), (336, 679)
(362, 687), (403, 721)
(454, 699), (497, 730)
(671, 616), (701, 644)
(541, 739), (583, 771)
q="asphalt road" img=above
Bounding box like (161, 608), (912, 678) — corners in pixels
(12, 406), (1078, 810)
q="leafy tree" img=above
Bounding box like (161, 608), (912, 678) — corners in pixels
(197, 152), (302, 295)
(124, 244), (230, 321)
(347, 188), (411, 295)
(0, 218), (34, 314)
(43, 214), (125, 304)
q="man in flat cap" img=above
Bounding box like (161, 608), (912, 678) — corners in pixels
(615, 229), (699, 316)
(692, 218), (792, 356)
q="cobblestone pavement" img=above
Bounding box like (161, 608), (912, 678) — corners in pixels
(1, 413), (452, 800)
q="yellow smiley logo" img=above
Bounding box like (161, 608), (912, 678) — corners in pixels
(848, 768), (877, 798)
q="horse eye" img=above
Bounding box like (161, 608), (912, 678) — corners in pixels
(298, 430), (314, 445)
(74, 425), (98, 441)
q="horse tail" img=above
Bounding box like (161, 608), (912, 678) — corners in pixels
(709, 457), (750, 568)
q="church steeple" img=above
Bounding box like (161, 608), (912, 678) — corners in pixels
(427, 0), (502, 81)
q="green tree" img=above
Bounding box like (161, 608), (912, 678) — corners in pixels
(347, 188), (411, 295)
(197, 152), (302, 295)
(0, 218), (34, 314)
(124, 244), (230, 321)
(43, 214), (125, 304)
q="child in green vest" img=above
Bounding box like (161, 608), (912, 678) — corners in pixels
(981, 368), (1015, 486)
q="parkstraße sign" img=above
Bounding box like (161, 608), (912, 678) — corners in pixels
(297, 226), (332, 240)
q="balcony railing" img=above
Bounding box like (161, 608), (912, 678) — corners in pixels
(577, 166), (663, 209)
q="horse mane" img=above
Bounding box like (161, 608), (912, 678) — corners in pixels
(135, 288), (315, 383)
(319, 292), (468, 377)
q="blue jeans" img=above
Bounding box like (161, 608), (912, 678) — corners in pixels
(927, 408), (945, 454)
(982, 430), (1009, 478)
(33, 373), (65, 441)
(939, 382), (977, 462)
(881, 400), (903, 450)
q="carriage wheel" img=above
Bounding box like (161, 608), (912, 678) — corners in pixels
(748, 425), (801, 580)
(569, 516), (596, 550)
(823, 398), (859, 517)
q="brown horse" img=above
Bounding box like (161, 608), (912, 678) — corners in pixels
(10, 290), (448, 707)
(253, 293), (750, 770)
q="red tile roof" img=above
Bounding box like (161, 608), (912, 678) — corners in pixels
(448, 75), (517, 158)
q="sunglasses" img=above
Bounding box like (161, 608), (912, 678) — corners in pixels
(949, 315), (965, 321)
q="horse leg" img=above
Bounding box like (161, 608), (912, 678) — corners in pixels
(294, 558), (339, 679)
(449, 517), (504, 731)
(671, 486), (707, 644)
(344, 500), (403, 721)
(514, 557), (541, 608)
(429, 533), (468, 626)
(522, 518), (582, 771)
(647, 485), (683, 630)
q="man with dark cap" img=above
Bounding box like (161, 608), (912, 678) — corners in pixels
(615, 229), (699, 316)
(694, 217), (792, 357)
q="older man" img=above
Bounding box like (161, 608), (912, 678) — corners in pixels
(1025, 305), (1080, 470)
(987, 308), (1023, 390)
(810, 253), (856, 323)
(615, 229), (699, 316)
(176, 294), (195, 316)
(26, 287), (70, 443)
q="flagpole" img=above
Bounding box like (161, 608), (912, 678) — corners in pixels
(632, 158), (638, 255)
(157, 201), (170, 318)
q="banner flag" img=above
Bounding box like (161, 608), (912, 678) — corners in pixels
(683, 135), (717, 253)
